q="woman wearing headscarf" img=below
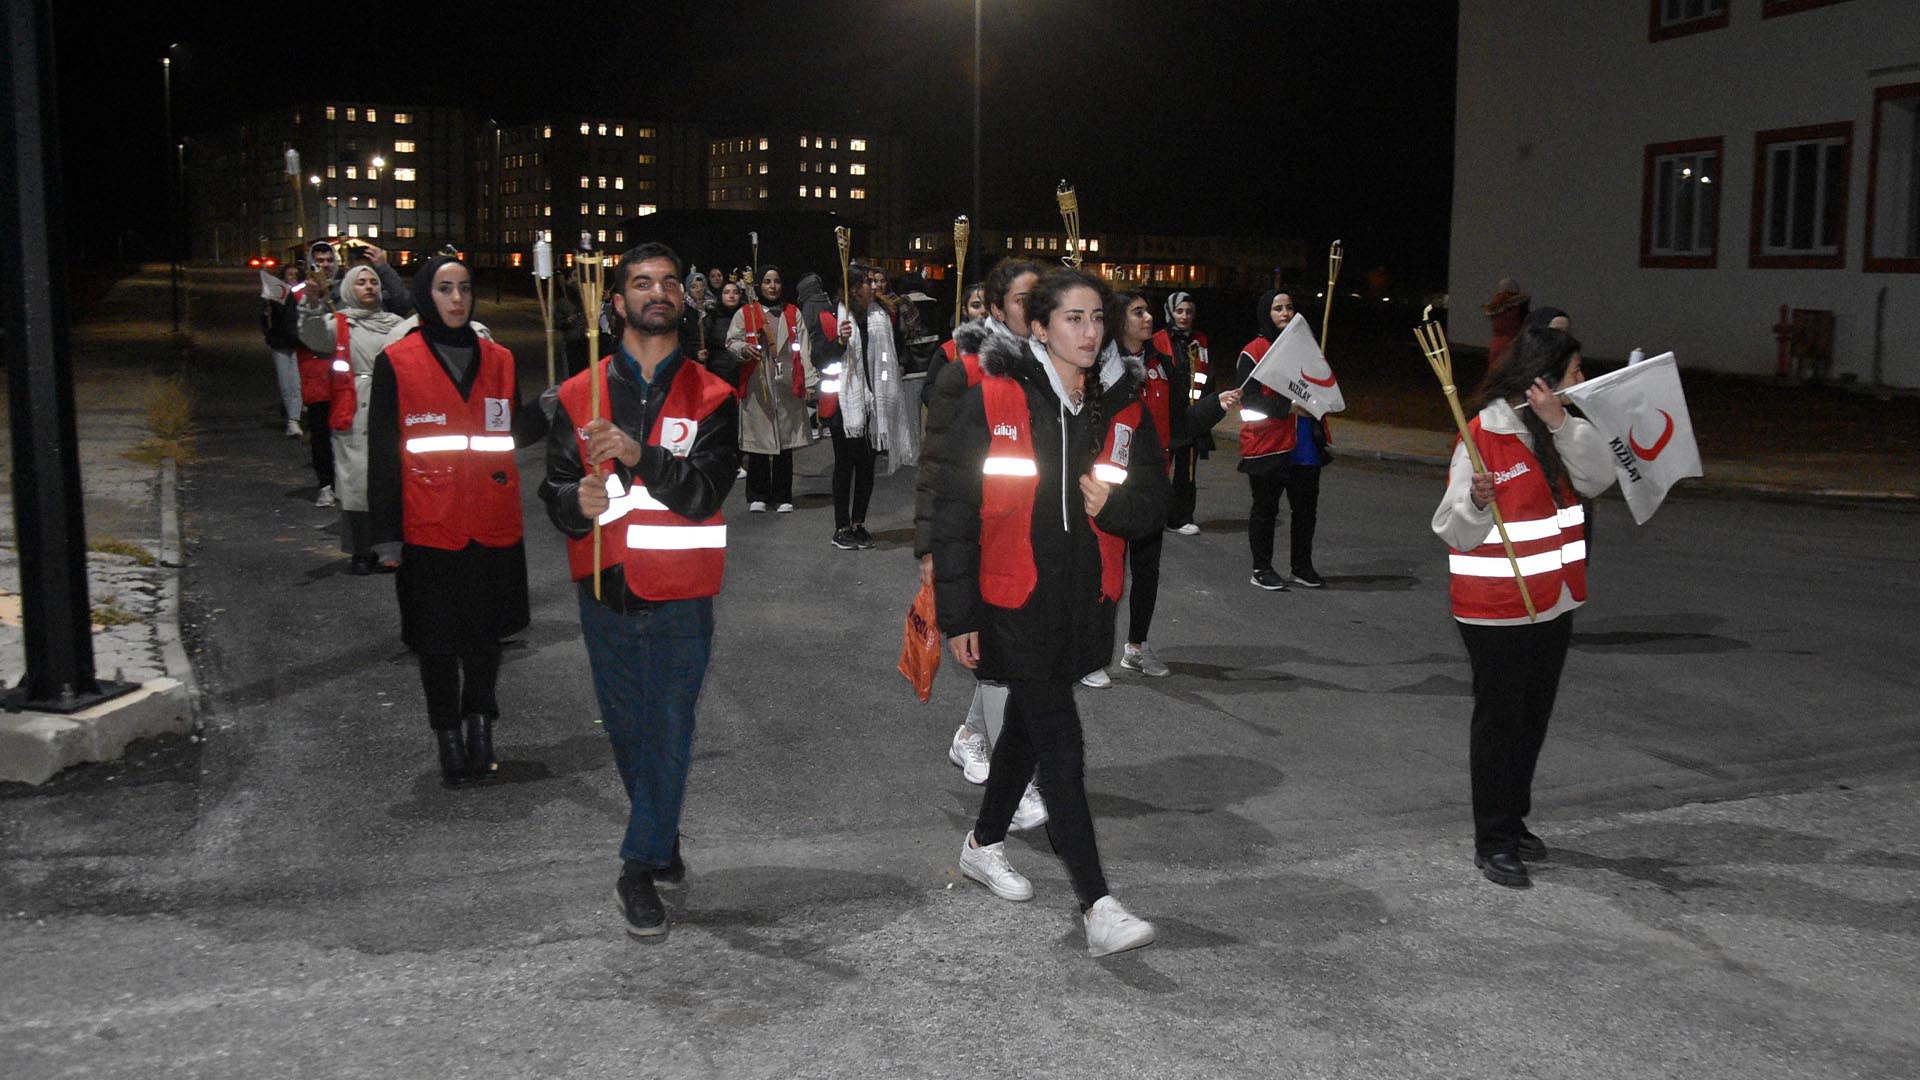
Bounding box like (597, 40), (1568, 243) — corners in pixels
(1151, 291), (1212, 535)
(1432, 327), (1613, 889)
(680, 271), (711, 363)
(367, 255), (546, 787)
(299, 264), (405, 573)
(704, 278), (744, 379)
(1190, 288), (1332, 591)
(724, 264), (814, 512)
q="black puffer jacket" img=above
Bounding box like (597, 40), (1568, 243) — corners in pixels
(932, 329), (1167, 683)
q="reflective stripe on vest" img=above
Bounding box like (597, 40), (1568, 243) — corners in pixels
(1446, 419), (1587, 620)
(626, 523), (728, 550)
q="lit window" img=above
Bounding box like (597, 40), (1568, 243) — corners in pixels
(614, 204), (624, 216)
(1050, 239), (1060, 251)
(597, 203), (607, 215)
(394, 113), (411, 124)
(367, 225), (379, 238)
(1753, 123), (1851, 267)
(638, 154), (656, 165)
(1090, 239), (1100, 253)
(912, 238), (921, 251)
(829, 163), (838, 174)
(580, 176), (590, 189)
(850, 163), (866, 176)
(347, 224), (361, 237)
(598, 176), (608, 188)
(799, 185), (809, 197)
(346, 166), (359, 179)
(396, 227), (416, 239)
(829, 138), (838, 150)
(758, 188), (767, 199)
(393, 168), (416, 181)
(597, 229), (607, 242)
(395, 198), (416, 209)
(346, 108), (357, 122)
(326, 106), (337, 121)
(1640, 138), (1722, 266)
(615, 177), (625, 190)
(615, 230), (624, 242)
(543, 125), (552, 138)
(365, 109), (377, 122)
(850, 139), (867, 152)
(850, 188), (866, 200)
(814, 186), (823, 198)
(758, 138), (769, 150)
(327, 165), (337, 178)
(636, 128), (655, 138)
(829, 186), (838, 198)
(367, 197), (379, 209)
(1006, 238), (1013, 250)
(597, 123), (608, 135)
(614, 125), (624, 137)
(580, 122), (590, 135)
(394, 140), (415, 153)
(814, 137), (825, 149)
(759, 163), (768, 175)
(799, 136), (809, 148)
(580, 203), (589, 215)
(511, 252), (523, 268)
(800, 160), (808, 173)
(544, 205), (551, 217)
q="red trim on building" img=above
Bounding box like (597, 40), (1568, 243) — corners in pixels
(1749, 121), (1853, 271)
(1864, 82), (1920, 274)
(1640, 136), (1723, 269)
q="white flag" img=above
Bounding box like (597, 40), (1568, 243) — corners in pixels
(259, 270), (289, 303)
(1559, 352), (1703, 524)
(1245, 313), (1345, 418)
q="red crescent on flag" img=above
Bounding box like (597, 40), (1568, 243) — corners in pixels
(1628, 410), (1676, 460)
(1302, 368), (1339, 388)
(669, 420), (692, 443)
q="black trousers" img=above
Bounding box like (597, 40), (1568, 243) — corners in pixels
(1247, 463), (1320, 573)
(974, 678), (1110, 909)
(827, 415), (876, 528)
(564, 337), (589, 378)
(418, 648), (502, 732)
(1458, 613), (1574, 856)
(1166, 444), (1200, 528)
(305, 401), (335, 489)
(1126, 529), (1164, 644)
(744, 450), (793, 506)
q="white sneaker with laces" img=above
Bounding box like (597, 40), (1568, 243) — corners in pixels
(959, 832), (1033, 901)
(285, 419), (303, 437)
(1009, 781), (1048, 831)
(314, 484), (336, 509)
(1121, 643), (1170, 678)
(1175, 522), (1201, 536)
(748, 501), (768, 513)
(775, 502), (794, 513)
(948, 728), (991, 785)
(1084, 895), (1156, 957)
(1079, 668), (1112, 689)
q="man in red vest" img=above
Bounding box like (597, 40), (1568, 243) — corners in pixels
(539, 243), (740, 941)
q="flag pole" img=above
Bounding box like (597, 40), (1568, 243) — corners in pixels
(1414, 320), (1536, 622)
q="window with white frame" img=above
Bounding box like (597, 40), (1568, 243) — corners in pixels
(1640, 138), (1721, 267)
(1752, 123), (1851, 267)
(1650, 0), (1728, 41)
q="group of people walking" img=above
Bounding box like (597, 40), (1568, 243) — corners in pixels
(259, 233), (1617, 954)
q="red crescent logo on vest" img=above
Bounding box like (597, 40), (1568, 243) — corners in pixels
(669, 420), (692, 443)
(1628, 410), (1676, 460)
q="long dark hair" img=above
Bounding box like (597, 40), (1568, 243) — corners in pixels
(1105, 289), (1147, 354)
(1028, 269), (1116, 472)
(1475, 326), (1583, 499)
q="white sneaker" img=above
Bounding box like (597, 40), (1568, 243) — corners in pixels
(1009, 781), (1048, 831)
(1079, 668), (1112, 689)
(1176, 522), (1201, 536)
(285, 419), (303, 437)
(948, 728), (991, 785)
(1084, 895), (1156, 957)
(959, 832), (1032, 901)
(775, 502), (794, 513)
(1120, 643), (1170, 678)
(736, 466), (748, 479)
(314, 484), (336, 509)
(748, 501), (768, 513)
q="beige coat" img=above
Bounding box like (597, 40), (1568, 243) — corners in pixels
(726, 303), (816, 454)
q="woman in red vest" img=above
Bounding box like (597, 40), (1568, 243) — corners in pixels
(1431, 327), (1614, 889)
(1099, 290), (1175, 681)
(367, 255), (543, 787)
(931, 269), (1167, 958)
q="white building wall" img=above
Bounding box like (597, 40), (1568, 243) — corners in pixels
(1449, 0), (1920, 387)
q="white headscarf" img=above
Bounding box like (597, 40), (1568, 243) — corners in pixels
(337, 265), (404, 335)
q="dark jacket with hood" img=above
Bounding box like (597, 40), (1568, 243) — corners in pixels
(931, 328), (1167, 683)
(795, 273), (844, 377)
(913, 318), (993, 558)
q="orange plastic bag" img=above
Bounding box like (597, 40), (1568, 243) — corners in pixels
(897, 581), (942, 703)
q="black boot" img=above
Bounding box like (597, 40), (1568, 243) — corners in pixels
(464, 713), (496, 780)
(435, 729), (470, 787)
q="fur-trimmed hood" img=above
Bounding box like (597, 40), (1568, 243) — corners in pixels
(977, 328), (1144, 397)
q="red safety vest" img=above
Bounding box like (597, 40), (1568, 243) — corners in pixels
(976, 376), (1135, 608)
(1447, 417), (1588, 620)
(389, 333), (524, 551)
(816, 309), (842, 420)
(1153, 329), (1210, 402)
(1139, 350), (1172, 464)
(1235, 337), (1298, 459)
(326, 314), (356, 430)
(558, 354), (732, 601)
(294, 284), (332, 405)
(739, 302), (804, 402)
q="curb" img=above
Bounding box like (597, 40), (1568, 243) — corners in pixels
(0, 459), (195, 785)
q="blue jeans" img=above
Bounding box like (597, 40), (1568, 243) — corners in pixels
(576, 584), (714, 867)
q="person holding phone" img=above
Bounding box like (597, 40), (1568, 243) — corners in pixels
(1430, 326), (1614, 889)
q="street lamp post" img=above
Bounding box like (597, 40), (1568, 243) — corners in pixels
(162, 49), (179, 333)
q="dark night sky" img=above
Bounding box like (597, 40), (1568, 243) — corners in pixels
(57, 1), (1457, 284)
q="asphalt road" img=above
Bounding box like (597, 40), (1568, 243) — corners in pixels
(3, 268), (1917, 1079)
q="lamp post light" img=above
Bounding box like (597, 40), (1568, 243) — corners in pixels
(309, 173), (324, 241)
(161, 47), (180, 333)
